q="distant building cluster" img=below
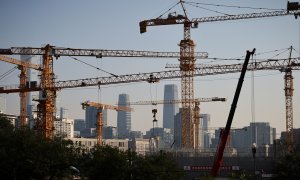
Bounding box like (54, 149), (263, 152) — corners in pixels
(4, 82), (300, 158)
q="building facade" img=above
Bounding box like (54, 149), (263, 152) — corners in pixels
(163, 84), (179, 130)
(54, 118), (74, 138)
(117, 94), (131, 139)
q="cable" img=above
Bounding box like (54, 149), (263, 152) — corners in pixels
(157, 1), (181, 19)
(0, 66), (18, 81)
(186, 2), (231, 16)
(69, 56), (118, 77)
(186, 1), (284, 11)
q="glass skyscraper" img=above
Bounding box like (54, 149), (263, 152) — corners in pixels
(117, 93), (131, 139)
(85, 106), (107, 129)
(163, 84), (179, 130)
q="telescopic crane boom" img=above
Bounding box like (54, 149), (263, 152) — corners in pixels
(81, 101), (133, 145)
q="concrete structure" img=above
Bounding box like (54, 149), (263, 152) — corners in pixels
(117, 93), (131, 138)
(129, 130), (144, 139)
(129, 138), (150, 155)
(163, 84), (179, 130)
(70, 138), (129, 152)
(0, 113), (17, 127)
(54, 118), (74, 138)
(145, 127), (173, 150)
(60, 107), (68, 119)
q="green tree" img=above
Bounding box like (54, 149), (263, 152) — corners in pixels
(274, 146), (300, 179)
(0, 116), (79, 179)
(79, 145), (129, 180)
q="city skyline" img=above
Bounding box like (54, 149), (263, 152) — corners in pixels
(0, 0), (299, 135)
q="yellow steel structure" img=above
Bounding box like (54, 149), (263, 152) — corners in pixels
(139, 0), (300, 149)
(0, 55), (41, 127)
(36, 45), (56, 139)
(81, 101), (133, 145)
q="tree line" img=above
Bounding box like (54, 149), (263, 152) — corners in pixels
(0, 115), (184, 179)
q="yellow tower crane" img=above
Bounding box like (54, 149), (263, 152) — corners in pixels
(139, 0), (300, 149)
(81, 101), (133, 145)
(0, 55), (42, 127)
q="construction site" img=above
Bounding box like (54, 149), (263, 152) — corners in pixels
(0, 0), (300, 179)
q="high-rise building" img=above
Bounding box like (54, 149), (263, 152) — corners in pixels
(200, 114), (211, 149)
(174, 108), (182, 149)
(85, 106), (108, 129)
(60, 107), (68, 119)
(54, 118), (74, 138)
(74, 119), (86, 132)
(20, 54), (39, 127)
(0, 96), (6, 114)
(163, 84), (179, 130)
(104, 126), (118, 139)
(117, 94), (131, 139)
(211, 122), (276, 157)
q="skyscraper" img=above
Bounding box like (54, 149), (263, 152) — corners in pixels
(85, 106), (108, 129)
(117, 94), (131, 139)
(200, 114), (211, 149)
(163, 84), (179, 130)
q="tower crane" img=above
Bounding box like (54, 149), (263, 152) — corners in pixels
(129, 97), (226, 150)
(0, 44), (207, 138)
(0, 55), (42, 127)
(139, 0), (300, 149)
(0, 54), (299, 140)
(81, 101), (133, 145)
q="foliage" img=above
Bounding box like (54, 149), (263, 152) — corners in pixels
(0, 116), (79, 179)
(0, 116), (184, 179)
(274, 146), (300, 179)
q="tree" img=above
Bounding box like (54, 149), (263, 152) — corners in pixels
(0, 116), (79, 179)
(79, 145), (129, 180)
(274, 146), (300, 179)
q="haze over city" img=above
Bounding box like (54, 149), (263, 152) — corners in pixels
(0, 0), (299, 136)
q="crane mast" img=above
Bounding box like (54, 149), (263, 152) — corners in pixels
(0, 55), (41, 127)
(284, 46), (294, 152)
(81, 101), (132, 145)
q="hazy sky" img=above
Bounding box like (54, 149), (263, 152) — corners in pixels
(0, 0), (299, 136)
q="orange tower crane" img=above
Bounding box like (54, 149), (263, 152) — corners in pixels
(0, 55), (299, 150)
(139, 0), (300, 149)
(129, 97), (226, 149)
(0, 44), (207, 138)
(81, 101), (133, 145)
(0, 55), (42, 127)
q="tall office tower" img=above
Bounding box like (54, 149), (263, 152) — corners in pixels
(20, 54), (39, 127)
(174, 108), (182, 149)
(60, 107), (68, 119)
(163, 84), (179, 130)
(117, 94), (131, 139)
(200, 114), (211, 149)
(0, 96), (6, 114)
(85, 106), (108, 129)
